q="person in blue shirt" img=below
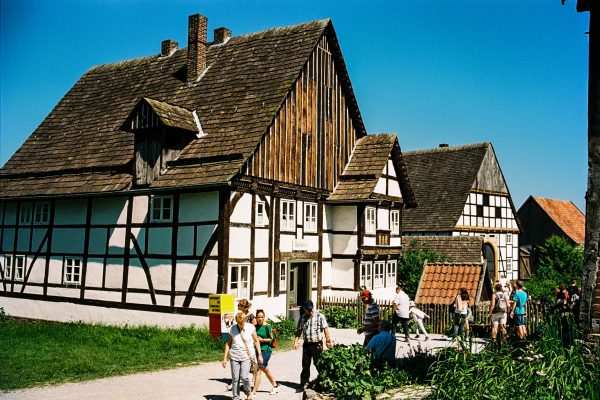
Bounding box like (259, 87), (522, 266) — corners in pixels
(364, 320), (396, 369)
(510, 280), (528, 340)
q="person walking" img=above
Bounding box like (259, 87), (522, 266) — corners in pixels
(222, 311), (263, 400)
(392, 285), (411, 342)
(452, 288), (469, 338)
(293, 300), (332, 391)
(358, 289), (380, 346)
(409, 301), (429, 340)
(489, 283), (509, 348)
(251, 310), (279, 396)
(510, 280), (528, 340)
(238, 299), (257, 325)
(364, 320), (396, 369)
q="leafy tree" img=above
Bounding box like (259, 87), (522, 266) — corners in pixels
(397, 240), (451, 298)
(526, 236), (584, 300)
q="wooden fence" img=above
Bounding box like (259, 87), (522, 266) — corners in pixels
(318, 296), (544, 336)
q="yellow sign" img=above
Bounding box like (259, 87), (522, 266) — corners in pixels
(209, 294), (235, 314)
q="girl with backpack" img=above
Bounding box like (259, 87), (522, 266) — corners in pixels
(489, 283), (509, 348)
(251, 309), (279, 396)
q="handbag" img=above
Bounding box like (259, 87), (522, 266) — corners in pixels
(241, 327), (259, 374)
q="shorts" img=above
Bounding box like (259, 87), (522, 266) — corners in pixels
(514, 314), (526, 327)
(491, 312), (507, 325)
(258, 350), (272, 368)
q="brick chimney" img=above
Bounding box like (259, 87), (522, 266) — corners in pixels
(187, 14), (208, 82)
(214, 27), (232, 44)
(161, 39), (178, 57)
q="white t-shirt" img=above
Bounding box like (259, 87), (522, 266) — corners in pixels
(229, 323), (256, 362)
(394, 291), (410, 318)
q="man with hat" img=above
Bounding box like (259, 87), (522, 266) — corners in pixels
(357, 289), (380, 346)
(293, 299), (332, 390)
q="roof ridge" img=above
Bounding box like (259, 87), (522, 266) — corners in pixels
(403, 142), (490, 156)
(232, 18), (331, 40)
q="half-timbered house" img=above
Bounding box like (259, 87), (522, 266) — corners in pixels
(402, 143), (521, 284)
(0, 15), (416, 325)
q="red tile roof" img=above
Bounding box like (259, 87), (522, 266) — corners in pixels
(415, 262), (486, 305)
(532, 197), (585, 244)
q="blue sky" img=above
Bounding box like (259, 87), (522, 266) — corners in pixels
(0, 0), (589, 211)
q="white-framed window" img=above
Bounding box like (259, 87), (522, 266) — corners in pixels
(280, 200), (295, 231)
(256, 200), (265, 227)
(390, 210), (400, 235)
(19, 203), (33, 224)
(279, 262), (287, 291)
(64, 258), (82, 285)
(374, 261), (385, 288)
(365, 207), (376, 235)
(229, 263), (250, 299)
(386, 261), (396, 286)
(506, 258), (512, 271)
(360, 261), (372, 290)
(34, 203), (50, 224)
(304, 203), (318, 233)
(4, 255), (25, 281)
(3, 255), (13, 279)
(506, 233), (512, 244)
(151, 195), (173, 222)
(311, 261), (318, 288)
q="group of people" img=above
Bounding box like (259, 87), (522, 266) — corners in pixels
(551, 279), (580, 347)
(486, 279), (529, 348)
(221, 299), (279, 400)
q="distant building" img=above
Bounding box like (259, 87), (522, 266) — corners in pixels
(517, 196), (585, 273)
(402, 143), (522, 284)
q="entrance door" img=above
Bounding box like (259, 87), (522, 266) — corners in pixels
(483, 243), (496, 283)
(287, 262), (310, 309)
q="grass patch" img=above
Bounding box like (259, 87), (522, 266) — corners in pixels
(0, 317), (224, 390)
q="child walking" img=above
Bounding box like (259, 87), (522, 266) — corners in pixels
(409, 301), (430, 340)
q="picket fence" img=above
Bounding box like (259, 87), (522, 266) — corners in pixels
(318, 296), (544, 336)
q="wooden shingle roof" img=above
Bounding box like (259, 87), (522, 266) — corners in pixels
(401, 236), (483, 263)
(530, 197), (585, 244)
(2, 19), (365, 199)
(328, 134), (416, 206)
(401, 143), (490, 232)
(415, 262), (487, 305)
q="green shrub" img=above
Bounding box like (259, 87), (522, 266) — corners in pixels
(270, 315), (296, 339)
(321, 306), (360, 329)
(314, 344), (410, 400)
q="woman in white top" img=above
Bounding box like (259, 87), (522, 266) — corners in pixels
(222, 311), (263, 400)
(489, 283), (509, 347)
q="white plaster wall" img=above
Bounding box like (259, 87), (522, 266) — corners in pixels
(377, 208), (390, 231)
(374, 177), (386, 195)
(321, 260), (332, 287)
(254, 229), (269, 258)
(229, 227), (251, 258)
(363, 236), (376, 246)
(0, 297), (208, 328)
(179, 192), (219, 222)
(322, 233), (332, 258)
(387, 160), (396, 177)
(279, 233), (295, 252)
(175, 261), (197, 292)
(54, 199), (87, 225)
(230, 193), (252, 224)
(47, 257), (63, 284)
(253, 261), (269, 293)
(331, 259), (354, 289)
(149, 262), (173, 291)
(391, 236), (401, 247)
(85, 259), (104, 287)
(131, 196), (149, 224)
(85, 290), (122, 302)
(92, 197), (129, 225)
(388, 180), (402, 197)
(197, 259), (218, 293)
(105, 261), (124, 289)
(332, 234), (357, 255)
(331, 206), (356, 232)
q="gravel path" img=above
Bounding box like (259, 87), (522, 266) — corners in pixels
(1, 329), (482, 400)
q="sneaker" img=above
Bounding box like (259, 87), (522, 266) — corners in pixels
(425, 336), (430, 341)
(415, 334), (420, 339)
(270, 385), (279, 395)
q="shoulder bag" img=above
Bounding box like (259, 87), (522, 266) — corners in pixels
(241, 327), (259, 374)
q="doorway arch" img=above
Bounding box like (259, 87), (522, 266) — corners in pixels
(483, 242), (498, 283)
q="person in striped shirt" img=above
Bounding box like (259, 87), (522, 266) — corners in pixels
(293, 300), (332, 390)
(358, 289), (380, 346)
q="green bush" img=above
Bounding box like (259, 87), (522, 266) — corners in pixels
(314, 344), (410, 400)
(321, 306), (360, 329)
(428, 319), (600, 400)
(398, 240), (451, 298)
(270, 315), (296, 339)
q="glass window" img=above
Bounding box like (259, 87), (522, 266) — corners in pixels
(12, 255), (25, 281)
(360, 262), (372, 289)
(256, 200), (265, 227)
(506, 233), (512, 244)
(386, 261), (396, 287)
(20, 204), (33, 224)
(34, 203), (50, 224)
(373, 261), (385, 288)
(3, 256), (13, 279)
(390, 210), (400, 235)
(280, 200), (295, 231)
(311, 261), (318, 288)
(229, 264), (250, 299)
(151, 195), (173, 222)
(365, 207), (376, 234)
(64, 258), (82, 285)
(279, 262), (287, 291)
(304, 203), (318, 233)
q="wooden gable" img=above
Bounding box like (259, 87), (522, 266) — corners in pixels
(472, 144), (508, 193)
(244, 31), (365, 192)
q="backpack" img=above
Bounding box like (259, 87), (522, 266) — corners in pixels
(493, 293), (507, 313)
(270, 326), (278, 348)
